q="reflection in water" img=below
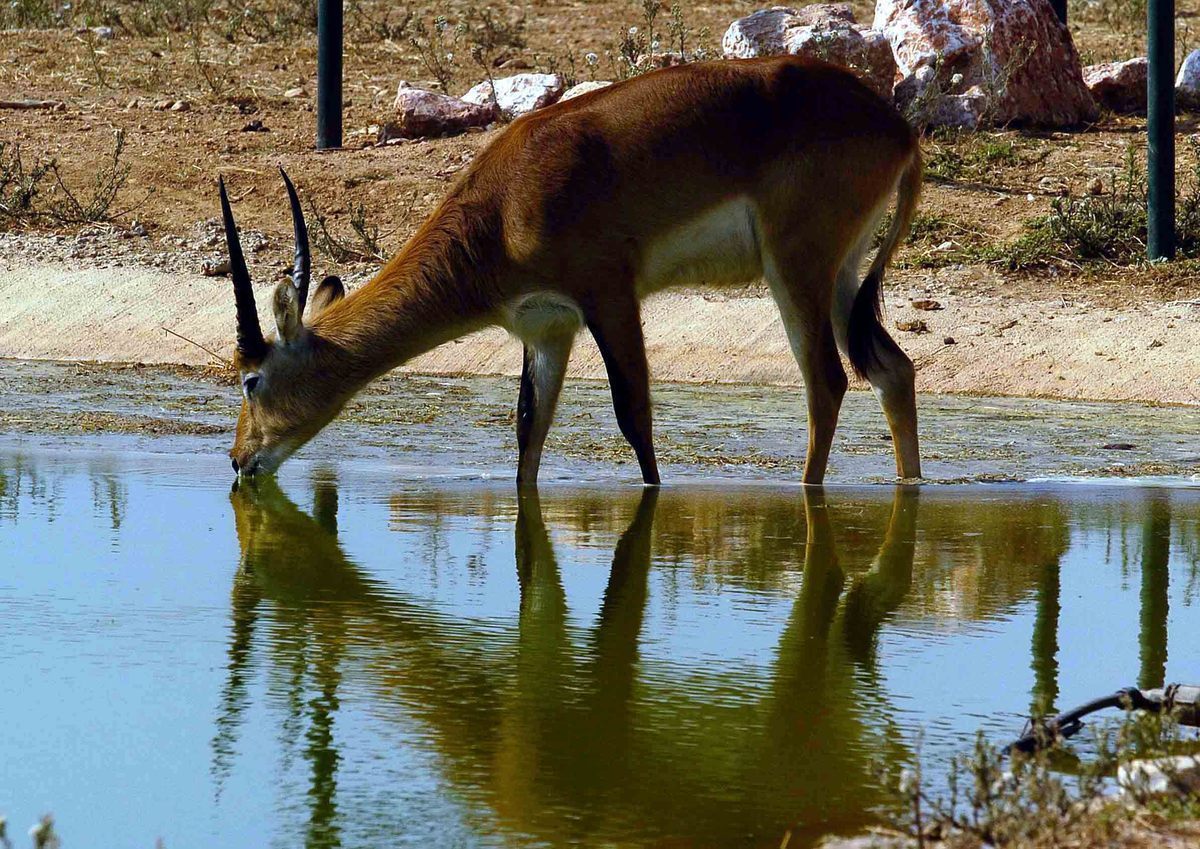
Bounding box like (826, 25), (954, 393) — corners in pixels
(7, 447), (1200, 848)
(223, 480), (1070, 848)
(1139, 495), (1171, 690)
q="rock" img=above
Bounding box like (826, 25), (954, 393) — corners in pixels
(283, 87), (307, 99)
(383, 83), (498, 140)
(170, 100), (191, 112)
(875, 0), (1098, 128)
(817, 834), (913, 848)
(1083, 57), (1147, 114)
(943, 336), (956, 345)
(560, 80), (613, 101)
(1119, 756), (1200, 796)
(202, 258), (231, 277)
(1102, 442), (1136, 450)
(463, 73), (565, 119)
(1176, 49), (1200, 110)
(241, 119), (268, 132)
(910, 298), (943, 310)
(722, 5), (897, 99)
(895, 319), (930, 333)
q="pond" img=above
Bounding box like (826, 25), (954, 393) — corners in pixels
(4, 363), (1200, 847)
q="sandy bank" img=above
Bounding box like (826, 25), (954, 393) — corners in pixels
(2, 259), (1199, 405)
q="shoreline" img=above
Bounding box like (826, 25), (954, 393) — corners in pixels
(3, 255), (1200, 406)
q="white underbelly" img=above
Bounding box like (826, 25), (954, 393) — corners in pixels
(637, 197), (762, 295)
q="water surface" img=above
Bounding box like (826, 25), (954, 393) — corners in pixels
(4, 440), (1200, 848)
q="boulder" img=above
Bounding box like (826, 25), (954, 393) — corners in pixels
(384, 83), (498, 140)
(1177, 49), (1200, 111)
(1083, 57), (1147, 114)
(875, 0), (1098, 128)
(1118, 756), (1200, 797)
(560, 80), (613, 101)
(463, 73), (565, 119)
(722, 5), (897, 99)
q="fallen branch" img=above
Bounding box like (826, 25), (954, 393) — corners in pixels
(0, 99), (65, 110)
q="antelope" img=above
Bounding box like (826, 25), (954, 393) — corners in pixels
(222, 56), (922, 485)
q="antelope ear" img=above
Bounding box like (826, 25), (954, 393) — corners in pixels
(309, 275), (345, 318)
(273, 280), (302, 343)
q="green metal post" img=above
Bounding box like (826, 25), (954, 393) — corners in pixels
(316, 0), (343, 150)
(1147, 0), (1175, 260)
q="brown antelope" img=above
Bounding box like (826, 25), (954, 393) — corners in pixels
(222, 56), (922, 485)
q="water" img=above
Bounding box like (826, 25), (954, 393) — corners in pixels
(5, 435), (1200, 848)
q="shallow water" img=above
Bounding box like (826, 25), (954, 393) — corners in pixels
(5, 436), (1200, 848)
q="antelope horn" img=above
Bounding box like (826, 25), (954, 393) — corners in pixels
(279, 167), (310, 316)
(219, 176), (266, 359)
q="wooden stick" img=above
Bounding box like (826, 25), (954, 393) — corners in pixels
(161, 326), (231, 368)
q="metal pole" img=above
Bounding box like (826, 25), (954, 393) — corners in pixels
(1049, 0), (1066, 24)
(1147, 0), (1175, 260)
(316, 0), (343, 150)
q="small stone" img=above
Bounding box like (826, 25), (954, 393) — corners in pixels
(943, 336), (956, 345)
(1102, 442), (1136, 451)
(284, 87), (307, 99)
(1083, 57), (1148, 114)
(895, 319), (929, 333)
(202, 259), (231, 277)
(241, 119), (268, 132)
(560, 80), (613, 101)
(910, 298), (943, 311)
(1088, 176), (1105, 195)
(154, 99), (173, 111)
(170, 100), (191, 112)
(385, 83), (498, 140)
(1149, 338), (1164, 349)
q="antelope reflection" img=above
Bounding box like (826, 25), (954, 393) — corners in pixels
(220, 481), (1076, 848)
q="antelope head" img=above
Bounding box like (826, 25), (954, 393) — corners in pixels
(222, 169), (348, 477)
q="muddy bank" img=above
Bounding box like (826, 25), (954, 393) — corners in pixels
(3, 254), (1200, 404)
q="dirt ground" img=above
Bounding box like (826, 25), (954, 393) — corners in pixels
(4, 1), (1200, 404)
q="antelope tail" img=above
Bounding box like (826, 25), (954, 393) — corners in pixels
(847, 147), (922, 379)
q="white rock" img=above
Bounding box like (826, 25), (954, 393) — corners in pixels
(1177, 49), (1200, 110)
(560, 80), (613, 101)
(463, 73), (565, 119)
(1119, 755), (1200, 796)
(722, 5), (896, 99)
(284, 87), (307, 99)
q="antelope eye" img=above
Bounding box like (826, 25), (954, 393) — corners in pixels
(242, 373), (261, 397)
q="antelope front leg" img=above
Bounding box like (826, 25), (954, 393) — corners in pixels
(585, 298), (661, 486)
(516, 336), (573, 487)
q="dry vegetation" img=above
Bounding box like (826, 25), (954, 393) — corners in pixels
(3, 0), (1200, 304)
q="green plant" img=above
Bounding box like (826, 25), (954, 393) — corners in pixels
(307, 196), (404, 263)
(409, 15), (461, 91)
(45, 128), (133, 224)
(883, 712), (1200, 848)
(925, 130), (1021, 183)
(1070, 0), (1147, 32)
(0, 142), (53, 227)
